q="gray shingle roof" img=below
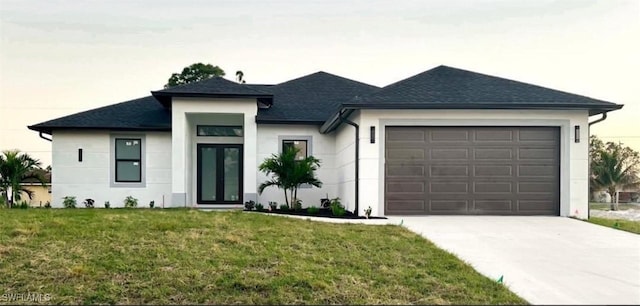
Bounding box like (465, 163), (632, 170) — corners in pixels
(347, 65), (621, 114)
(256, 71), (379, 124)
(28, 96), (170, 134)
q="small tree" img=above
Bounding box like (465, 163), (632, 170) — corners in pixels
(590, 136), (640, 210)
(0, 150), (45, 208)
(258, 147), (322, 208)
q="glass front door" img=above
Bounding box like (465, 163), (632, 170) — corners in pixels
(197, 144), (243, 204)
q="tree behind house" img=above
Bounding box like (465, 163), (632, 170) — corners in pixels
(590, 135), (640, 210)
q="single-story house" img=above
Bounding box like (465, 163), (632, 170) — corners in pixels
(20, 170), (52, 207)
(28, 65), (623, 218)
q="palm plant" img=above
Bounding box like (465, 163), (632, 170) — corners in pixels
(0, 150), (45, 207)
(590, 141), (640, 210)
(258, 147), (322, 208)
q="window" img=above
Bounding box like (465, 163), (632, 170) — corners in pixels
(282, 139), (308, 161)
(197, 125), (243, 137)
(115, 138), (141, 182)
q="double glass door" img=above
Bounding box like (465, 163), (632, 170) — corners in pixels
(197, 144), (243, 204)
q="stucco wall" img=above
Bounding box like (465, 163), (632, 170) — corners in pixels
(344, 109), (590, 218)
(256, 124), (337, 208)
(334, 112), (360, 212)
(20, 185), (51, 207)
(51, 130), (172, 208)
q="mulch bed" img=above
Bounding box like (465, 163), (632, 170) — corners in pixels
(244, 207), (387, 219)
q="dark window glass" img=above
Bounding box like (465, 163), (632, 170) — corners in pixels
(197, 125), (243, 137)
(282, 140), (308, 161)
(115, 138), (141, 182)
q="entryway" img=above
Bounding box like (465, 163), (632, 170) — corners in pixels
(197, 144), (243, 204)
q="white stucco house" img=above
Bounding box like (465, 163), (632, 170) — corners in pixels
(29, 65), (622, 218)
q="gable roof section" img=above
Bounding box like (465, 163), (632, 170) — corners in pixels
(256, 71), (379, 124)
(151, 76), (272, 106)
(28, 96), (171, 134)
(345, 65), (622, 114)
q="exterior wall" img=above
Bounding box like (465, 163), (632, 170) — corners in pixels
(334, 112), (360, 212)
(256, 124), (337, 207)
(336, 109), (590, 219)
(171, 97), (258, 207)
(51, 130), (172, 208)
(20, 185), (51, 207)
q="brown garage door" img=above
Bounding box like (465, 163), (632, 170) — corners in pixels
(385, 126), (560, 215)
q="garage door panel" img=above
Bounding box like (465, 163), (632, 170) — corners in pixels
(385, 126), (559, 215)
(387, 148), (425, 160)
(386, 164), (424, 177)
(387, 200), (425, 211)
(518, 165), (556, 177)
(473, 200), (513, 211)
(430, 130), (469, 142)
(473, 182), (513, 193)
(430, 165), (469, 177)
(431, 148), (469, 160)
(430, 182), (469, 193)
(429, 200), (469, 212)
(519, 147), (556, 160)
(474, 147), (514, 160)
(474, 165), (513, 177)
(475, 129), (514, 141)
(517, 200), (558, 212)
(386, 182), (425, 193)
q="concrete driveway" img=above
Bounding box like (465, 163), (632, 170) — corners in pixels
(390, 216), (640, 305)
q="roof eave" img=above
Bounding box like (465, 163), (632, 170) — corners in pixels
(28, 125), (171, 135)
(151, 91), (274, 108)
(320, 102), (624, 133)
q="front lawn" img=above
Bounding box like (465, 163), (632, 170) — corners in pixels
(587, 217), (640, 235)
(0, 209), (525, 305)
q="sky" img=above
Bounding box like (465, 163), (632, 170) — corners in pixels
(1, 0), (639, 167)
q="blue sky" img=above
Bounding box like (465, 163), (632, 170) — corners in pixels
(1, 0), (638, 166)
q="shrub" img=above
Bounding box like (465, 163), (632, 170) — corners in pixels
(62, 196), (77, 208)
(293, 199), (302, 211)
(84, 198), (95, 208)
(0, 197), (6, 208)
(255, 202), (264, 211)
(307, 206), (320, 214)
(18, 201), (29, 209)
(44, 201), (51, 208)
(365, 206), (372, 219)
(330, 197), (346, 216)
(244, 200), (256, 211)
(104, 201), (110, 209)
(279, 204), (289, 211)
(268, 201), (278, 211)
(149, 200), (155, 208)
(124, 196), (138, 208)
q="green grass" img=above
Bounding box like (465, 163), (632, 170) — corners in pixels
(587, 217), (640, 235)
(589, 202), (638, 211)
(0, 209), (526, 305)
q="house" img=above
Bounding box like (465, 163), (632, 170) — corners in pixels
(20, 170), (52, 207)
(28, 65), (623, 218)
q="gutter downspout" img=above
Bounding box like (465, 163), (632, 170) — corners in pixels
(39, 132), (52, 142)
(339, 111), (359, 216)
(586, 112), (609, 219)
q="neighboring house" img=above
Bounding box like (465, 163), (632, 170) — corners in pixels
(20, 171), (51, 207)
(28, 65), (623, 219)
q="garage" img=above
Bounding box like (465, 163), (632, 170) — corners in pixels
(385, 126), (560, 215)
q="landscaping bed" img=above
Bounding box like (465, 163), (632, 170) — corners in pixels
(244, 207), (387, 219)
